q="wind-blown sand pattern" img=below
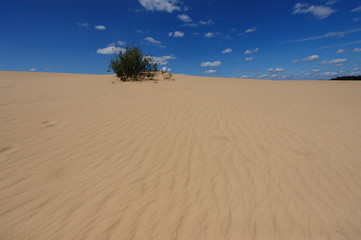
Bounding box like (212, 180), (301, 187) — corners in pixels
(1, 71), (361, 240)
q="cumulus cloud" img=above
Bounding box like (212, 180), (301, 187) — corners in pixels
(292, 3), (335, 19)
(168, 31), (184, 37)
(268, 67), (286, 73)
(324, 71), (340, 76)
(204, 70), (216, 74)
(221, 48), (232, 54)
(312, 68), (321, 72)
(244, 48), (259, 54)
(97, 41), (126, 54)
(152, 55), (176, 65)
(292, 54), (320, 63)
(245, 26), (257, 33)
(138, 0), (182, 13)
(204, 32), (215, 38)
(177, 14), (192, 22)
(335, 48), (345, 54)
(320, 59), (348, 65)
(199, 19), (215, 25)
(245, 57), (253, 61)
(144, 37), (161, 44)
(353, 48), (361, 52)
(281, 74), (294, 79)
(161, 67), (172, 72)
(95, 25), (106, 30)
(97, 46), (125, 54)
(29, 68), (36, 71)
(258, 74), (269, 78)
(351, 6), (361, 12)
(201, 61), (221, 67)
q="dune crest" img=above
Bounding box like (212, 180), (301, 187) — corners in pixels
(1, 71), (361, 239)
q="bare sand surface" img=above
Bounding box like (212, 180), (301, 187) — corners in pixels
(1, 71), (361, 239)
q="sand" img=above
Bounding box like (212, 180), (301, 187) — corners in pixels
(1, 71), (361, 240)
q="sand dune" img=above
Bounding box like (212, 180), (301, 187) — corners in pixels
(1, 71), (361, 239)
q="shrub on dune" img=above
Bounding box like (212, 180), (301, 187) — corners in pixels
(108, 42), (158, 81)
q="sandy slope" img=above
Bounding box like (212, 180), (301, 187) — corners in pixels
(1, 71), (361, 240)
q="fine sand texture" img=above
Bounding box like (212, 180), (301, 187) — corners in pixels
(1, 71), (361, 240)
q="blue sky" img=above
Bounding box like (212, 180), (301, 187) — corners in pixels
(1, 0), (361, 79)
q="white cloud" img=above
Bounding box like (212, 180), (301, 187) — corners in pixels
(351, 6), (361, 12)
(244, 48), (259, 54)
(97, 41), (126, 54)
(204, 70), (216, 74)
(258, 74), (269, 78)
(268, 67), (286, 73)
(77, 22), (91, 28)
(177, 14), (192, 22)
(201, 61), (221, 67)
(245, 26), (257, 33)
(116, 41), (126, 46)
(287, 28), (361, 43)
(183, 23), (198, 27)
(153, 55), (176, 65)
(320, 58), (347, 65)
(281, 74), (294, 79)
(326, 0), (338, 5)
(292, 54), (320, 63)
(240, 75), (249, 78)
(319, 39), (361, 49)
(204, 32), (215, 38)
(312, 68), (321, 72)
(95, 25), (106, 30)
(335, 48), (345, 54)
(221, 48), (232, 54)
(29, 68), (36, 71)
(324, 71), (339, 76)
(354, 17), (360, 22)
(97, 46), (125, 54)
(144, 37), (162, 45)
(245, 57), (253, 61)
(353, 48), (361, 52)
(138, 0), (182, 13)
(161, 67), (172, 72)
(192, 32), (199, 36)
(169, 31), (184, 37)
(199, 19), (215, 25)
(292, 3), (335, 19)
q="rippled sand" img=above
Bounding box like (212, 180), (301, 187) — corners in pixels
(1, 71), (361, 239)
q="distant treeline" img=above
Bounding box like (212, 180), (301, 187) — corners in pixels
(330, 75), (361, 80)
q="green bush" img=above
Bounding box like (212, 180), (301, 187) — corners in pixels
(108, 43), (158, 81)
(161, 68), (173, 80)
(330, 75), (361, 81)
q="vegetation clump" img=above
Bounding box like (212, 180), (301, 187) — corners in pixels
(161, 68), (173, 80)
(108, 43), (158, 81)
(330, 75), (361, 81)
